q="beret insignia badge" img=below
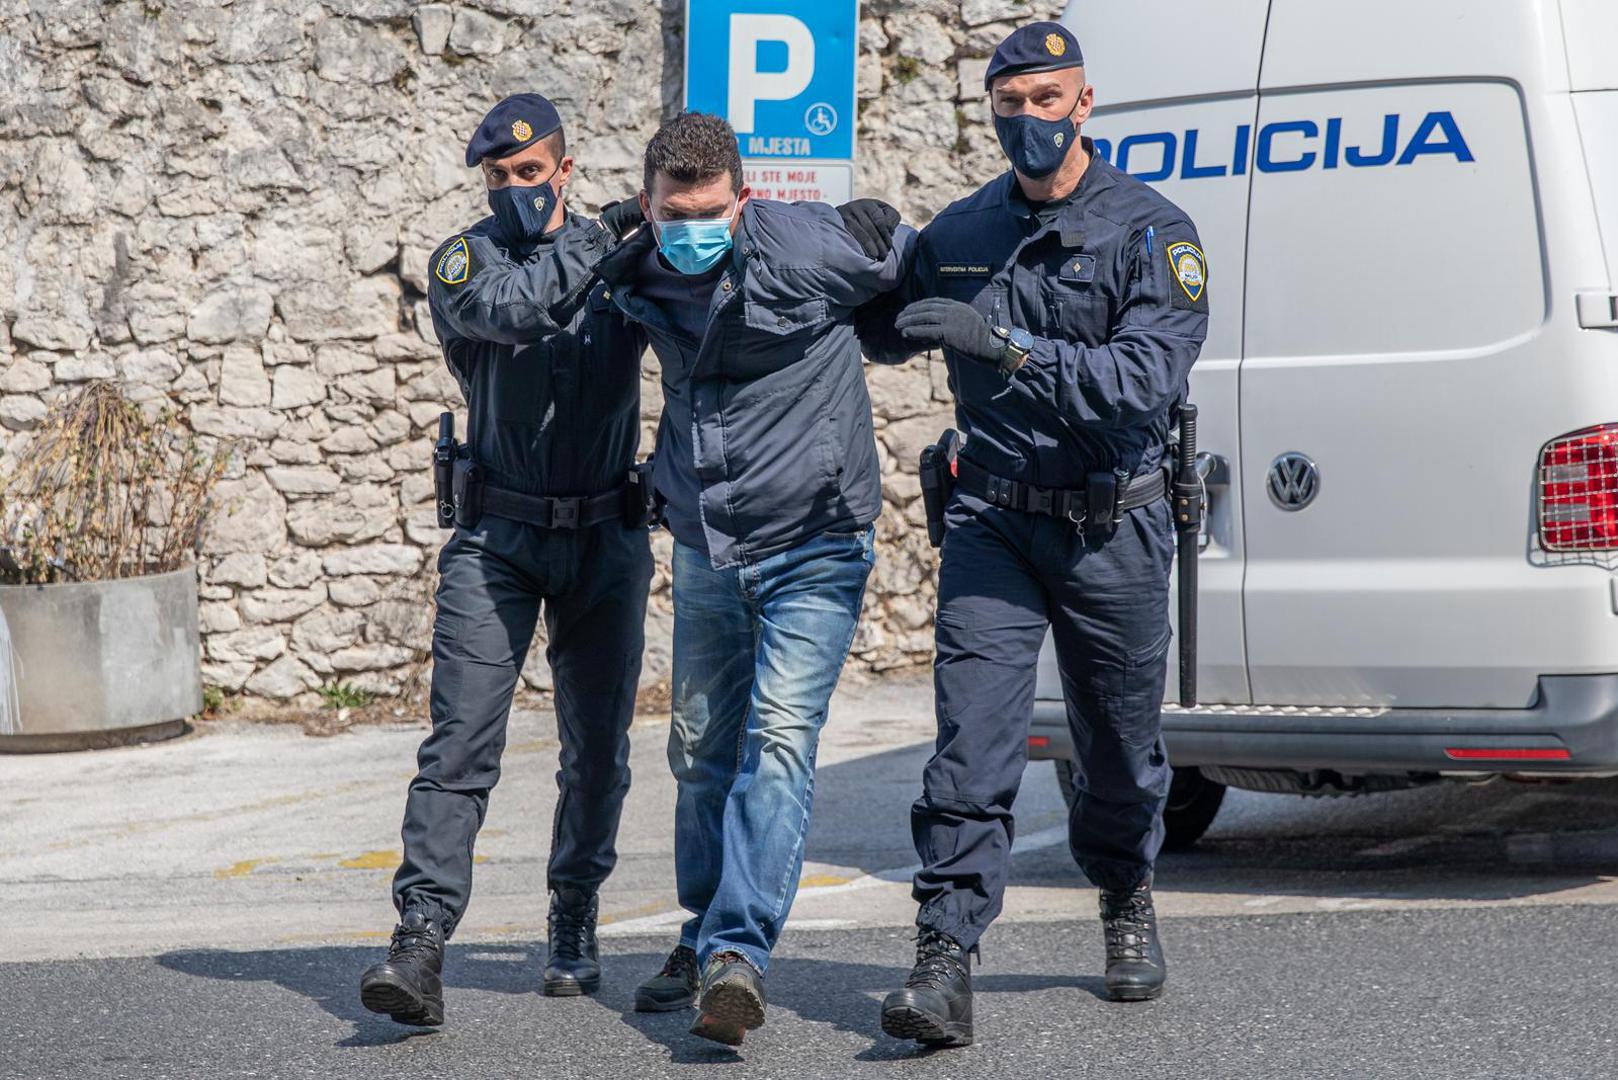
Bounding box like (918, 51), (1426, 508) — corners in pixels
(511, 119), (533, 142)
(1045, 32), (1066, 57)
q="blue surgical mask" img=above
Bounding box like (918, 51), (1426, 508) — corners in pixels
(488, 171), (558, 244)
(653, 201), (737, 276)
(993, 100), (1080, 180)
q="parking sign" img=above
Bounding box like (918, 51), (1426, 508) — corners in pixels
(685, 0), (858, 202)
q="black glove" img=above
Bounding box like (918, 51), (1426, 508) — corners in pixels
(894, 298), (1001, 363)
(600, 198), (645, 239)
(836, 198), (901, 260)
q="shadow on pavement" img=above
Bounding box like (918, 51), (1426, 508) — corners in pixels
(154, 939), (1106, 1061)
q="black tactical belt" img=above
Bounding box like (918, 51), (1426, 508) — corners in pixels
(481, 483), (624, 530)
(955, 457), (1167, 527)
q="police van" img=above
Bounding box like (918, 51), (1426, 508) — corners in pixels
(1028, 0), (1618, 846)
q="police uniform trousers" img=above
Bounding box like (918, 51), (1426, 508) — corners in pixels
(912, 487), (1175, 951)
(393, 513), (653, 935)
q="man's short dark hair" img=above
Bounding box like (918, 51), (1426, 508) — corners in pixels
(642, 111), (742, 195)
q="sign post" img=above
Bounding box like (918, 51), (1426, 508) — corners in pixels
(685, 0), (859, 203)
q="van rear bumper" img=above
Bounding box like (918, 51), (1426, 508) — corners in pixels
(1028, 674), (1618, 775)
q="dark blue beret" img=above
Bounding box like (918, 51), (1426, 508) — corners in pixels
(984, 21), (1084, 89)
(464, 93), (562, 167)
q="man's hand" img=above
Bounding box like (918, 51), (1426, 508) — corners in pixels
(600, 198), (645, 240)
(836, 198), (901, 261)
(895, 298), (1001, 363)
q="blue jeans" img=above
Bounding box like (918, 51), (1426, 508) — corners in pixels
(669, 525), (875, 975)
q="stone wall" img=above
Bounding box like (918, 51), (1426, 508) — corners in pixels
(0, 0), (1058, 703)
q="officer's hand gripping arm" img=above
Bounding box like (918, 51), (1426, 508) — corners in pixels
(835, 199), (901, 261)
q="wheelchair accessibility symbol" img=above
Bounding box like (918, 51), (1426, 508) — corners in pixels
(804, 101), (838, 137)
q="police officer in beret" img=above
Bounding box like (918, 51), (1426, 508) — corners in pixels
(358, 93), (652, 1027)
(858, 22), (1209, 1045)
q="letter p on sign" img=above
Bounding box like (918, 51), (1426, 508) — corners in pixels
(727, 14), (814, 133)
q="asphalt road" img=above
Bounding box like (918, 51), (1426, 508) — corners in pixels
(5, 673), (1618, 1078)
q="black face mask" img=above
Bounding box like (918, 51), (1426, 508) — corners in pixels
(993, 90), (1083, 179)
(487, 165), (560, 244)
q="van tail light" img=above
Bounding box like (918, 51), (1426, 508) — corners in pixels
(1538, 423), (1618, 552)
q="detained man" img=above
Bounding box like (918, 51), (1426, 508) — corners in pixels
(589, 111), (913, 1045)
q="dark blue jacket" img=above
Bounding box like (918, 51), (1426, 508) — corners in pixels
(860, 144), (1208, 487)
(596, 199), (915, 569)
(427, 213), (646, 496)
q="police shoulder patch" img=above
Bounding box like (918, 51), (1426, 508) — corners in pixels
(1165, 240), (1206, 308)
(435, 237), (471, 286)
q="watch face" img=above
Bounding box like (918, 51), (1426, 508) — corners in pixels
(1008, 327), (1035, 351)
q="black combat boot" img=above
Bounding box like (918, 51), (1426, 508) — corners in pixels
(634, 944), (700, 1013)
(880, 928), (974, 1047)
(359, 911), (446, 1026)
(1100, 880), (1166, 1001)
(543, 886), (601, 996)
(690, 951), (767, 1046)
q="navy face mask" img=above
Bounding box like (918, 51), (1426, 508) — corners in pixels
(993, 95), (1081, 179)
(487, 168), (559, 244)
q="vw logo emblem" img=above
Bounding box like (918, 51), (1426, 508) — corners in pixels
(1267, 453), (1319, 510)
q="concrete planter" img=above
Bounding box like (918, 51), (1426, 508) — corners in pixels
(0, 567), (201, 752)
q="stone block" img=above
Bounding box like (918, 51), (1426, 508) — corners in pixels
(54, 353), (118, 381)
(1, 396), (48, 430)
(218, 345), (271, 406)
(205, 472), (288, 557)
(272, 365), (328, 409)
(0, 359), (52, 393)
(245, 655), (321, 699)
(268, 552), (325, 588)
(448, 9), (505, 56)
(119, 347), (183, 385)
(322, 544), (423, 577)
(198, 601), (242, 634)
(413, 4), (452, 55)
(239, 584), (329, 624)
(188, 287), (274, 344)
(291, 609), (366, 653)
(207, 626), (287, 664)
(265, 466), (342, 495)
(210, 552), (268, 588)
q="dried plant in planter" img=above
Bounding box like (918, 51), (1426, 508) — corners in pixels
(0, 381), (230, 586)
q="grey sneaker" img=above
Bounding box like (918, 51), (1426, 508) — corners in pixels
(690, 951), (766, 1047)
(633, 944), (699, 1013)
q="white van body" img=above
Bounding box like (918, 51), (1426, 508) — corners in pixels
(1031, 0), (1618, 810)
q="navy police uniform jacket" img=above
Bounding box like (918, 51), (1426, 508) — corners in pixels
(861, 141), (1208, 486)
(426, 213), (647, 496)
(595, 199), (915, 569)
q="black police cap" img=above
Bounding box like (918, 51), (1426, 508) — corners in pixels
(464, 93), (562, 167)
(983, 21), (1084, 89)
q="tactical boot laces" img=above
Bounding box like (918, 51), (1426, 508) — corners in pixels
(880, 929), (974, 1047)
(906, 929), (970, 991)
(359, 911), (446, 1027)
(691, 951), (767, 1046)
(1100, 882), (1166, 1002)
(543, 887), (601, 996)
(634, 944), (700, 1013)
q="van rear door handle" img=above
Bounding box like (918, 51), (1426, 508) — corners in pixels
(1576, 293), (1618, 328)
(1196, 452), (1229, 488)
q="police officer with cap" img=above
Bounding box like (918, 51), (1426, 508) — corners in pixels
(358, 93), (652, 1027)
(858, 21), (1209, 1045)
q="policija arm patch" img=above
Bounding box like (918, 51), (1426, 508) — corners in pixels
(1165, 240), (1208, 312)
(434, 237), (471, 286)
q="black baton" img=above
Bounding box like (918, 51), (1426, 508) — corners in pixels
(1172, 404), (1203, 707)
(433, 412), (457, 529)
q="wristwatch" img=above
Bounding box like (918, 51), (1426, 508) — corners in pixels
(990, 323), (1035, 377)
